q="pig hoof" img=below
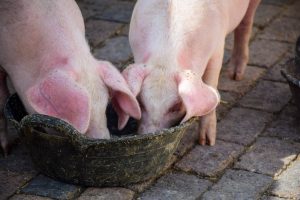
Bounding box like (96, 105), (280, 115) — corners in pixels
(199, 111), (217, 146)
(234, 72), (244, 81)
(208, 139), (216, 146)
(198, 131), (216, 146)
(227, 68), (245, 81)
(198, 137), (215, 146)
(227, 61), (247, 81)
(199, 138), (206, 146)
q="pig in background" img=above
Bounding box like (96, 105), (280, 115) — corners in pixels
(119, 0), (261, 145)
(0, 0), (141, 155)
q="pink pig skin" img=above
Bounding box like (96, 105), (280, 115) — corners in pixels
(0, 0), (141, 155)
(121, 0), (261, 146)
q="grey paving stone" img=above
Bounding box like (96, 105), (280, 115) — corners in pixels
(270, 159), (300, 199)
(138, 172), (212, 200)
(0, 171), (33, 200)
(78, 187), (135, 200)
(235, 137), (300, 176)
(217, 91), (239, 121)
(81, 0), (114, 4)
(80, 0), (117, 13)
(9, 194), (52, 200)
(219, 91), (239, 105)
(258, 17), (300, 43)
(76, 1), (96, 21)
(260, 196), (286, 200)
(223, 48), (231, 64)
(93, 36), (132, 68)
(85, 19), (123, 47)
(263, 51), (293, 82)
(254, 4), (284, 28)
(175, 118), (199, 157)
(248, 39), (291, 68)
(239, 80), (291, 112)
(175, 140), (243, 177)
(20, 175), (83, 200)
(126, 155), (175, 193)
(0, 142), (37, 175)
(218, 66), (266, 95)
(262, 0), (295, 6)
(126, 178), (156, 193)
(217, 107), (272, 146)
(283, 1), (300, 19)
(126, 155), (176, 193)
(286, 42), (297, 57)
(264, 105), (300, 142)
(201, 169), (273, 200)
(119, 24), (130, 36)
(225, 33), (234, 51)
(91, 1), (135, 23)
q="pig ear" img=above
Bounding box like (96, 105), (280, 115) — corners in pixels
(177, 70), (220, 123)
(122, 64), (150, 96)
(26, 70), (90, 133)
(115, 63), (150, 129)
(97, 62), (142, 129)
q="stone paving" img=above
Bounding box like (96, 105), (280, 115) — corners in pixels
(1, 0), (300, 199)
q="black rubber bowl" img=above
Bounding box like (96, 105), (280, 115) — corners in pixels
(281, 36), (300, 111)
(4, 94), (196, 187)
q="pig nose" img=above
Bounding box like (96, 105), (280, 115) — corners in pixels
(87, 127), (110, 139)
(138, 123), (160, 134)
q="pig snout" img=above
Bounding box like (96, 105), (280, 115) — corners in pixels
(137, 116), (183, 134)
(137, 116), (165, 134)
(138, 124), (159, 135)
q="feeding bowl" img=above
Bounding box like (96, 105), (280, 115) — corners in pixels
(281, 36), (300, 111)
(4, 94), (196, 187)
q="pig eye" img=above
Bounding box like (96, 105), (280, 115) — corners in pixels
(168, 101), (183, 113)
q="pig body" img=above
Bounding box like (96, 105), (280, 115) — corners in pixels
(122, 0), (260, 145)
(0, 0), (140, 154)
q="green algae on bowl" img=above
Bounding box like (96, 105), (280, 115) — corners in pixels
(4, 94), (197, 187)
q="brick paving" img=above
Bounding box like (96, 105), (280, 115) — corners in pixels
(1, 0), (300, 199)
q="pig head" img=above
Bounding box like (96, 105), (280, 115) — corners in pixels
(119, 64), (219, 134)
(0, 0), (140, 153)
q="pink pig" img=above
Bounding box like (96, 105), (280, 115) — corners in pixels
(0, 0), (141, 154)
(119, 0), (261, 145)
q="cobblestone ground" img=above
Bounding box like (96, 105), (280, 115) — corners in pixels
(1, 0), (300, 199)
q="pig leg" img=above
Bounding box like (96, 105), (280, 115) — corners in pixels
(227, 0), (261, 81)
(199, 44), (224, 146)
(0, 70), (9, 156)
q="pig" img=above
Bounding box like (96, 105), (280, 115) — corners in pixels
(118, 0), (261, 145)
(0, 0), (141, 155)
